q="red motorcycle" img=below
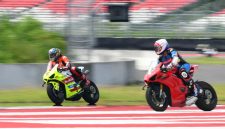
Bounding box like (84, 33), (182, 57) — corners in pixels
(144, 61), (217, 111)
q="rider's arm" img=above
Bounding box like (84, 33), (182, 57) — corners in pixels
(170, 50), (180, 66)
(164, 49), (179, 70)
(62, 56), (71, 68)
(47, 61), (53, 71)
(65, 61), (71, 68)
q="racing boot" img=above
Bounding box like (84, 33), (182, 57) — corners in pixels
(185, 94), (198, 106)
(186, 82), (203, 106)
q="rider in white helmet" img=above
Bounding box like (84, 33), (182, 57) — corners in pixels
(154, 39), (200, 106)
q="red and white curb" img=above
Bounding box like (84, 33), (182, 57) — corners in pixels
(0, 105), (224, 128)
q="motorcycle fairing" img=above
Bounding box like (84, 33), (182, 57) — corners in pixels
(156, 75), (188, 107)
(145, 63), (188, 107)
(43, 64), (81, 99)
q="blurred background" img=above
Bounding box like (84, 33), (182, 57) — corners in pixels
(0, 0), (225, 106)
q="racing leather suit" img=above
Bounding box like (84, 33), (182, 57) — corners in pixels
(158, 48), (194, 90)
(47, 55), (87, 83)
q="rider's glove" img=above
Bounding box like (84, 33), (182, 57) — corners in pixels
(62, 67), (69, 70)
(166, 63), (173, 70)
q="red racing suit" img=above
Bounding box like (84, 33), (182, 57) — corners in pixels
(47, 55), (85, 81)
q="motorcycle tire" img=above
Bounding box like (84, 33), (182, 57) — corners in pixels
(195, 81), (217, 111)
(47, 84), (64, 106)
(82, 81), (99, 105)
(146, 84), (169, 112)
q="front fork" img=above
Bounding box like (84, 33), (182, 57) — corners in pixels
(159, 83), (163, 98)
(143, 83), (164, 99)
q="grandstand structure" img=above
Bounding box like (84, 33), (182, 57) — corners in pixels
(1, 0), (225, 42)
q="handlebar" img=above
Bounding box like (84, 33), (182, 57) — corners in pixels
(57, 67), (69, 72)
(160, 67), (168, 73)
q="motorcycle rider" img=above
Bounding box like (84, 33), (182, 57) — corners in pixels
(46, 48), (90, 86)
(153, 39), (201, 105)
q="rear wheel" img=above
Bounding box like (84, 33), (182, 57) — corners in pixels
(195, 81), (217, 111)
(82, 81), (99, 105)
(47, 83), (64, 106)
(146, 83), (169, 112)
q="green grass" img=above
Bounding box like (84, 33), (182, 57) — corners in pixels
(0, 84), (224, 107)
(214, 84), (225, 105)
(0, 85), (147, 107)
(186, 57), (225, 65)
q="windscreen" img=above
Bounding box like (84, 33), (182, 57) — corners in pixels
(147, 59), (158, 74)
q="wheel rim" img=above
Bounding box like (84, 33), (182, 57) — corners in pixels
(89, 85), (97, 98)
(204, 89), (213, 104)
(151, 90), (166, 107)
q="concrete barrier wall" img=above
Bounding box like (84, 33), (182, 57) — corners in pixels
(0, 64), (46, 89)
(0, 61), (136, 89)
(0, 62), (224, 89)
(91, 61), (136, 85)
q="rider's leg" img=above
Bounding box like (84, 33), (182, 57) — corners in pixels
(179, 64), (198, 105)
(70, 66), (90, 85)
(70, 67), (81, 80)
(179, 64), (193, 89)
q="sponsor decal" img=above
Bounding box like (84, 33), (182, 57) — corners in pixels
(68, 85), (74, 89)
(70, 85), (81, 92)
(63, 77), (74, 84)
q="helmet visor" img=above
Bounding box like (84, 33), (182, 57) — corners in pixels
(49, 53), (56, 61)
(154, 45), (162, 54)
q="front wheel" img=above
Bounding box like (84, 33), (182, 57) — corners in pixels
(82, 81), (99, 105)
(195, 81), (217, 111)
(47, 83), (64, 106)
(146, 83), (169, 112)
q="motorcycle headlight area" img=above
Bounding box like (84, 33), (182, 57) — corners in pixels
(49, 74), (55, 79)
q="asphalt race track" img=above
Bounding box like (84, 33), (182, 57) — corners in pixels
(0, 105), (225, 129)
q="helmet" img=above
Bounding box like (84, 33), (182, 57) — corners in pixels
(48, 48), (61, 61)
(154, 39), (169, 55)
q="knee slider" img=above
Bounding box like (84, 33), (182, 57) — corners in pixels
(181, 71), (188, 79)
(179, 69), (187, 78)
